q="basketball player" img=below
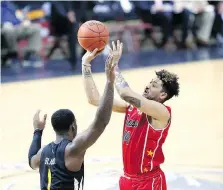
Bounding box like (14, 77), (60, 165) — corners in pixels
(28, 52), (116, 190)
(82, 40), (180, 190)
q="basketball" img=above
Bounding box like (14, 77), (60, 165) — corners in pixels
(77, 20), (109, 52)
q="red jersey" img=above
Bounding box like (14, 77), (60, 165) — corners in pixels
(122, 105), (171, 175)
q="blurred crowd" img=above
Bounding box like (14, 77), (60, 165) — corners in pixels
(1, 0), (223, 70)
(132, 1), (223, 49)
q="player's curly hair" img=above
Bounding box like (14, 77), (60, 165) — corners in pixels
(156, 69), (180, 101)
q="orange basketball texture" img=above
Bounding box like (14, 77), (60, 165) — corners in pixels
(77, 20), (109, 52)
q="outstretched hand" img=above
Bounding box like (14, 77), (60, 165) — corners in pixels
(33, 110), (47, 130)
(105, 54), (117, 83)
(82, 48), (104, 64)
(107, 40), (123, 65)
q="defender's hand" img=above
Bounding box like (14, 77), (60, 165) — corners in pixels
(82, 48), (104, 65)
(33, 110), (47, 130)
(105, 54), (116, 83)
(108, 40), (123, 65)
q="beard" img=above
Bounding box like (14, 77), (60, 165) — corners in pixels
(143, 92), (152, 100)
(143, 91), (158, 101)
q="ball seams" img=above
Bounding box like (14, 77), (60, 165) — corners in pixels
(96, 23), (101, 40)
(77, 36), (109, 38)
(81, 21), (106, 34)
(85, 40), (107, 50)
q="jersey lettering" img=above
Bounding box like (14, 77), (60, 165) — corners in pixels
(40, 140), (84, 190)
(137, 109), (142, 115)
(122, 105), (171, 174)
(45, 157), (55, 166)
(125, 114), (139, 128)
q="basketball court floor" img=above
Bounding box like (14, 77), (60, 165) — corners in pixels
(1, 47), (223, 189)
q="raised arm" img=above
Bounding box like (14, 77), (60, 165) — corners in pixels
(81, 49), (127, 113)
(110, 41), (170, 123)
(67, 54), (116, 156)
(28, 110), (47, 169)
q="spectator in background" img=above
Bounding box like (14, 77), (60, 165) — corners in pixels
(132, 1), (174, 49)
(132, 1), (195, 50)
(209, 1), (223, 44)
(184, 1), (215, 47)
(1, 0), (42, 67)
(79, 1), (96, 56)
(80, 1), (96, 23)
(49, 1), (76, 70)
(49, 1), (88, 70)
(172, 2), (194, 49)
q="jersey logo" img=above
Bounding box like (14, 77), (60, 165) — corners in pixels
(123, 130), (131, 144)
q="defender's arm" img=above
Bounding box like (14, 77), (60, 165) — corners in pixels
(68, 80), (114, 156)
(28, 129), (43, 169)
(82, 62), (127, 113)
(28, 111), (47, 170)
(114, 66), (170, 122)
(29, 148), (43, 169)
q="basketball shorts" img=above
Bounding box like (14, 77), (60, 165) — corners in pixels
(119, 168), (166, 190)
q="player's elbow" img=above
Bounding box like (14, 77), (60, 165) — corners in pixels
(95, 115), (111, 129)
(161, 110), (171, 122)
(99, 117), (111, 127)
(29, 158), (39, 170)
(30, 164), (38, 170)
(112, 106), (126, 113)
(119, 93), (126, 100)
(88, 99), (99, 106)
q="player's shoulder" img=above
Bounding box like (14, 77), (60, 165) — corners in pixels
(41, 143), (51, 153)
(57, 139), (72, 154)
(164, 105), (171, 114)
(126, 104), (136, 111)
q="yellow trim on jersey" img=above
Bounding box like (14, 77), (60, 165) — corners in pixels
(47, 168), (52, 190)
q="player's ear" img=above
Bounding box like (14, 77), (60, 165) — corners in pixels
(69, 123), (74, 131)
(160, 91), (167, 101)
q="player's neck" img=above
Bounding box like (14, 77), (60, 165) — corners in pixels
(55, 134), (72, 143)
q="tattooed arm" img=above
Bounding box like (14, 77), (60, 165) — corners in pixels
(82, 51), (127, 113)
(114, 66), (170, 122)
(68, 81), (114, 156)
(67, 55), (115, 157)
(82, 61), (101, 105)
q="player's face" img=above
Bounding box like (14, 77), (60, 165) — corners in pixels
(143, 78), (167, 101)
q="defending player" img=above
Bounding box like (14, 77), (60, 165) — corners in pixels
(28, 52), (116, 190)
(82, 40), (180, 190)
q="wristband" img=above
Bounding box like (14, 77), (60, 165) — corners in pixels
(82, 62), (91, 67)
(28, 129), (43, 168)
(34, 128), (43, 135)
